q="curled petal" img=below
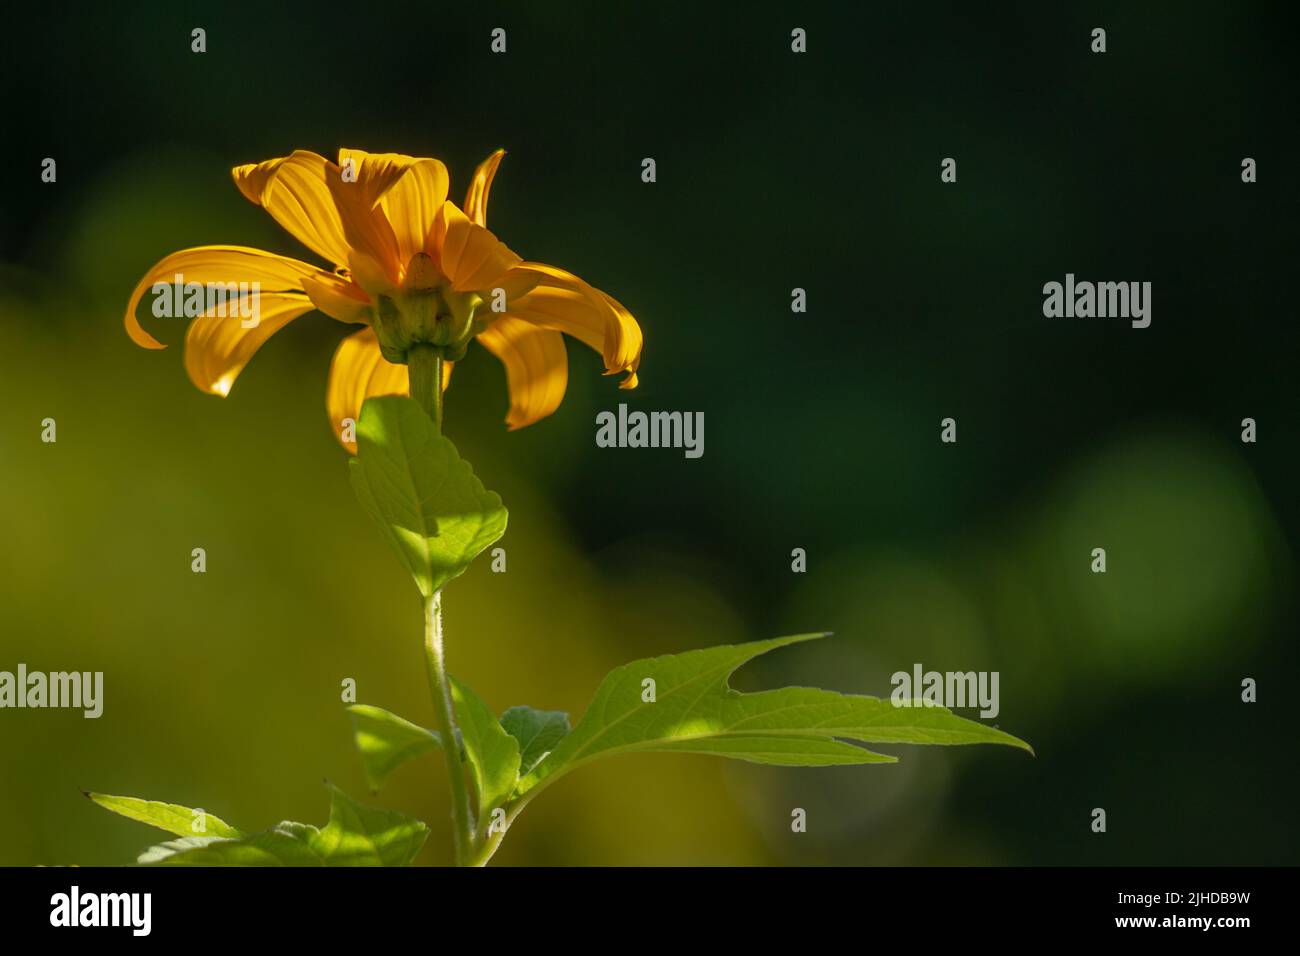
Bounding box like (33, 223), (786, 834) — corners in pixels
(464, 148), (505, 227)
(498, 262), (642, 385)
(339, 149), (450, 264)
(595, 288), (643, 387)
(185, 294), (316, 396)
(235, 149), (401, 285)
(477, 318), (568, 430)
(232, 151), (353, 267)
(124, 245), (330, 349)
(430, 201), (521, 293)
(336, 149), (419, 208)
(326, 326), (452, 451)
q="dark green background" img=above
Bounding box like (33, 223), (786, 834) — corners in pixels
(1, 1), (1296, 865)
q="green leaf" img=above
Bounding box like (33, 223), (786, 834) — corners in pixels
(85, 793), (242, 839)
(500, 706), (570, 776)
(647, 735), (897, 765)
(449, 677), (520, 818)
(128, 785), (429, 866)
(519, 634), (1031, 796)
(347, 704), (442, 792)
(349, 395), (508, 598)
(306, 784), (430, 866)
(137, 829), (324, 866)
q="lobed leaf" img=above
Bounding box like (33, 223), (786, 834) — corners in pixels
(518, 634), (1031, 796)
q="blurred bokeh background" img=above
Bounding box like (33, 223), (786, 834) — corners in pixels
(1, 1), (1297, 865)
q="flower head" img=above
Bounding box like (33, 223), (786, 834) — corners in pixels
(124, 148), (642, 448)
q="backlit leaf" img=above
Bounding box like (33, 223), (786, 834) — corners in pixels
(450, 677), (520, 818)
(519, 634), (1031, 796)
(85, 793), (241, 839)
(116, 785), (429, 866)
(349, 396), (507, 598)
(347, 704), (442, 792)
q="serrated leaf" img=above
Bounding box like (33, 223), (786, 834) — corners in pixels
(449, 677), (520, 818)
(307, 784), (429, 866)
(349, 396), (507, 598)
(135, 836), (224, 863)
(137, 827), (323, 866)
(133, 784), (429, 866)
(500, 706), (571, 776)
(86, 793), (242, 839)
(519, 634), (1031, 795)
(347, 704), (442, 792)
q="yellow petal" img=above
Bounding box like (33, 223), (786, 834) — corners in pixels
(430, 201), (521, 293)
(490, 264), (547, 303)
(124, 245), (330, 350)
(498, 262), (642, 384)
(336, 149), (416, 207)
(345, 249), (400, 298)
(476, 317), (568, 430)
(464, 149), (505, 227)
(230, 158), (279, 203)
(184, 294), (316, 396)
(232, 151), (353, 267)
(595, 287), (644, 385)
(339, 149), (451, 265)
(384, 161), (452, 266)
(325, 176), (402, 287)
(300, 272), (372, 324)
(326, 327), (452, 451)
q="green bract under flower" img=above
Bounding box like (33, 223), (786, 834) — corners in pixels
(370, 253), (486, 363)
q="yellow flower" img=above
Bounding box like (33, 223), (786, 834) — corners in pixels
(124, 148), (642, 449)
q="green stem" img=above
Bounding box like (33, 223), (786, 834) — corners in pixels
(423, 591), (474, 865)
(407, 343), (443, 431)
(408, 343), (469, 864)
(465, 769), (571, 866)
(466, 800), (524, 867)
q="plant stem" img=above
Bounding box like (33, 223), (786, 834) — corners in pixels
(408, 342), (470, 864)
(466, 800), (526, 867)
(423, 591), (474, 866)
(407, 343), (443, 431)
(465, 771), (565, 866)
